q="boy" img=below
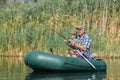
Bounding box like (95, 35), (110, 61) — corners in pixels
(64, 31), (78, 57)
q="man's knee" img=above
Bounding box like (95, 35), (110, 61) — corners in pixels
(90, 53), (97, 59)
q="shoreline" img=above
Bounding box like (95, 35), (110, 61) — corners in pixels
(0, 54), (120, 59)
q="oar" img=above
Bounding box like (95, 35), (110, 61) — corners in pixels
(76, 50), (98, 71)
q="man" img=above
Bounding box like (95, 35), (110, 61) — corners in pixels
(68, 26), (91, 58)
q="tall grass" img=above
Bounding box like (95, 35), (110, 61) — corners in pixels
(0, 0), (120, 57)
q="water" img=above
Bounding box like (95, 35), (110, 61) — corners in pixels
(0, 57), (120, 80)
(26, 72), (106, 80)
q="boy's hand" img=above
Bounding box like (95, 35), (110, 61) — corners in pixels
(68, 42), (75, 46)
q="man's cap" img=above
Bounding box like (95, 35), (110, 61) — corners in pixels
(76, 26), (86, 30)
(70, 31), (77, 35)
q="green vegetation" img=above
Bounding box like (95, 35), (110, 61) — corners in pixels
(0, 0), (120, 57)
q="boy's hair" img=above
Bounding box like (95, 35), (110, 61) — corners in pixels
(70, 31), (77, 35)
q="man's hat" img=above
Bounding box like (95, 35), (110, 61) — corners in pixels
(76, 26), (86, 30)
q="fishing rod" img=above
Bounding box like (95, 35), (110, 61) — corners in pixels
(51, 28), (71, 43)
(51, 28), (66, 39)
(49, 28), (66, 54)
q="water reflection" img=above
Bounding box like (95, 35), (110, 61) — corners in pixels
(0, 57), (28, 80)
(26, 71), (106, 80)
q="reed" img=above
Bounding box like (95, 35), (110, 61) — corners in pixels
(0, 0), (119, 57)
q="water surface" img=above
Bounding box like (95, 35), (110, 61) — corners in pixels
(0, 57), (120, 80)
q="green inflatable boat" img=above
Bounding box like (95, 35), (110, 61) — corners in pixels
(24, 51), (106, 72)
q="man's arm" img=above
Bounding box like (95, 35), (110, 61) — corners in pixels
(74, 43), (87, 51)
(68, 42), (87, 51)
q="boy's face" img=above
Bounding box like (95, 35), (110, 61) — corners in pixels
(71, 34), (76, 39)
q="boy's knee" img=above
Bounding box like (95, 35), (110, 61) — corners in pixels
(72, 55), (77, 58)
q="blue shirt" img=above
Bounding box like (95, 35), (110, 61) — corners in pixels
(76, 33), (91, 58)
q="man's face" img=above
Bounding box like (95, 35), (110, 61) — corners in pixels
(78, 29), (85, 36)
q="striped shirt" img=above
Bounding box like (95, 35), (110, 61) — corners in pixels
(76, 33), (91, 58)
